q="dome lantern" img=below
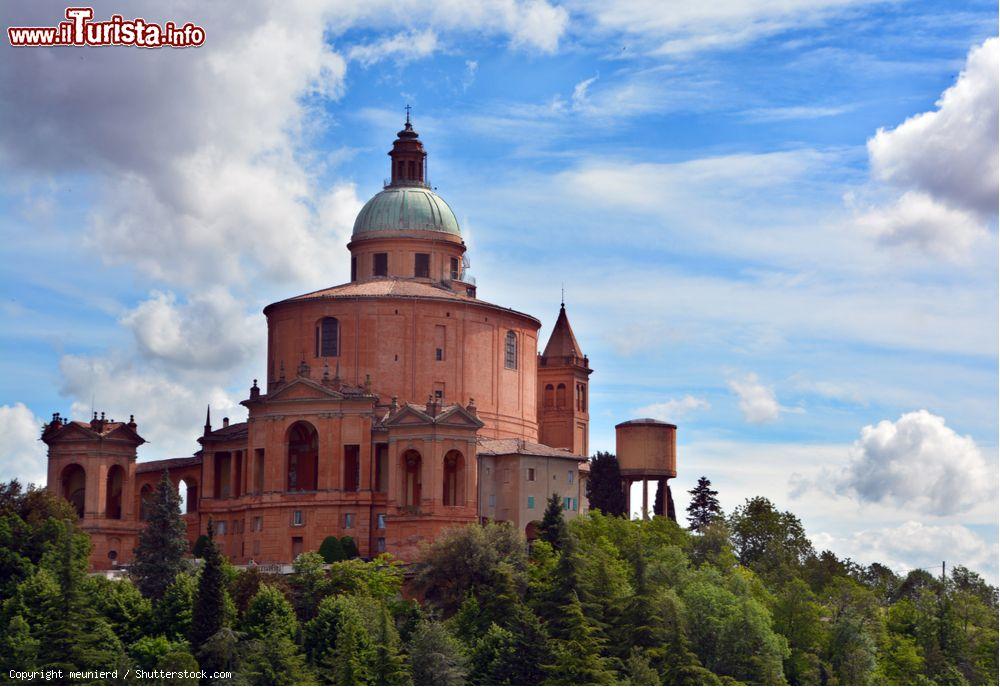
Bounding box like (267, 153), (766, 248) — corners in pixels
(388, 105), (427, 187)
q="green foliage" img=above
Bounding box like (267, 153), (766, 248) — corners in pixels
(190, 522), (228, 669)
(585, 451), (626, 516)
(319, 535), (346, 563)
(0, 478), (994, 687)
(131, 470), (190, 600)
(409, 619), (468, 685)
(538, 492), (569, 549)
(340, 535), (359, 559)
(241, 584), (297, 641)
(191, 534), (210, 559)
(686, 476), (722, 531)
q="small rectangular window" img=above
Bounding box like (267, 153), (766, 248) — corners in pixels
(376, 537), (386, 553)
(377, 513), (386, 529)
(344, 512), (354, 529)
(572, 498), (578, 511)
(527, 468), (535, 482)
(504, 330), (518, 370)
(252, 516), (263, 532)
(435, 348), (443, 361)
(488, 493), (496, 508)
(527, 496), (535, 509)
(504, 468), (511, 484)
(373, 253), (388, 277)
(414, 253), (430, 278)
(252, 540), (260, 556)
(215, 521), (227, 535)
(568, 470), (574, 484)
(344, 445), (360, 492)
(450, 257), (459, 280)
(292, 510), (303, 526)
(563, 497), (572, 510)
(351, 256), (357, 281)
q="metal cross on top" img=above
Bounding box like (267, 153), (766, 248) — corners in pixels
(405, 104), (411, 124)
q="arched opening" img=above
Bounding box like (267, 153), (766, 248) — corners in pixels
(62, 464), (86, 518)
(556, 383), (567, 408)
(287, 422), (319, 492)
(105, 465), (124, 519)
(139, 484), (154, 521)
(402, 449), (422, 508)
(179, 478), (198, 514)
(544, 384), (555, 408)
(315, 317), (339, 357)
(442, 450), (464, 507)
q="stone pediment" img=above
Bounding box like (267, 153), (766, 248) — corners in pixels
(384, 403), (484, 430)
(265, 377), (352, 402)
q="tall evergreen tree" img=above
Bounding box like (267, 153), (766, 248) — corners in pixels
(538, 493), (569, 550)
(542, 590), (616, 685)
(371, 603), (410, 685)
(131, 470), (189, 600)
(585, 451), (626, 516)
(408, 619), (469, 686)
(189, 520), (227, 665)
(686, 476), (722, 532)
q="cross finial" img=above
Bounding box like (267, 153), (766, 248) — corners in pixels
(561, 283), (565, 308)
(405, 104), (411, 124)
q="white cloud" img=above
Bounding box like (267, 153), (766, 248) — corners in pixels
(59, 354), (245, 460)
(634, 395), (710, 422)
(568, 0), (882, 56)
(121, 288), (263, 371)
(571, 75), (599, 109)
(834, 410), (996, 515)
(348, 29), (439, 66)
(814, 521), (998, 580)
(868, 37), (998, 217)
(0, 403), (47, 486)
(727, 373), (782, 423)
(856, 37), (998, 260)
(855, 190), (989, 261)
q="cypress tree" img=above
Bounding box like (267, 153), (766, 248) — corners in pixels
(131, 470), (189, 600)
(585, 451), (626, 516)
(542, 590), (616, 685)
(686, 476), (721, 532)
(190, 520), (226, 663)
(372, 603), (410, 685)
(409, 619), (469, 686)
(538, 493), (568, 550)
(319, 535), (346, 563)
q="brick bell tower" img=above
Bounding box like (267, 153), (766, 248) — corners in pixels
(389, 105), (427, 186)
(537, 300), (592, 455)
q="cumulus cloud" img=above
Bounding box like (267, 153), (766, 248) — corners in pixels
(634, 395), (710, 422)
(840, 410), (995, 515)
(857, 37), (998, 260)
(0, 404), (47, 486)
(728, 373), (783, 423)
(121, 288), (263, 371)
(814, 521), (998, 579)
(59, 354), (245, 460)
(868, 38), (998, 217)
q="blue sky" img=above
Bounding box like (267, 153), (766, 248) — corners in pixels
(1, 0), (997, 580)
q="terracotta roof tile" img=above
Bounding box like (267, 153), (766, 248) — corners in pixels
(477, 437), (587, 461)
(136, 456), (202, 474)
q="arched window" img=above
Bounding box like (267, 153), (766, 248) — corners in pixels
(315, 317), (339, 357)
(179, 479), (198, 514)
(287, 422), (319, 492)
(556, 383), (567, 408)
(139, 484), (154, 521)
(105, 465), (124, 519)
(443, 450), (464, 506)
(504, 330), (518, 370)
(402, 450), (422, 508)
(544, 384), (555, 408)
(62, 464), (86, 519)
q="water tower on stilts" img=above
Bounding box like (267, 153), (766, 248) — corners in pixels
(615, 418), (678, 520)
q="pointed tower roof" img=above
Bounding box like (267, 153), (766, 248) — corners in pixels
(542, 303), (584, 359)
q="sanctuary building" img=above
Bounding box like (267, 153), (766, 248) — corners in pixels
(42, 116), (676, 571)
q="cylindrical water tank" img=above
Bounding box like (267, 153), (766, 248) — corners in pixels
(615, 418), (677, 478)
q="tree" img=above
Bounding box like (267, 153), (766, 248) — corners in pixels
(470, 623), (517, 685)
(241, 628), (314, 685)
(686, 476), (721, 532)
(319, 535), (346, 563)
(189, 520), (227, 666)
(408, 619), (468, 685)
(131, 470), (189, 600)
(413, 521), (528, 615)
(340, 535), (359, 559)
(371, 603), (409, 685)
(322, 599), (374, 685)
(538, 493), (569, 550)
(241, 584), (297, 641)
(728, 496), (814, 571)
(624, 647), (661, 685)
(154, 572), (197, 641)
(585, 451), (626, 516)
(542, 590), (616, 685)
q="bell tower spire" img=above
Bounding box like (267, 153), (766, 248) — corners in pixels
(388, 106), (427, 187)
(537, 299), (592, 455)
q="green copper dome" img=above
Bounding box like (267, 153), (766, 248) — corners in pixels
(352, 185), (461, 238)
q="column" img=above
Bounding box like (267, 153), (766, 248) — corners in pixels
(642, 478), (649, 520)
